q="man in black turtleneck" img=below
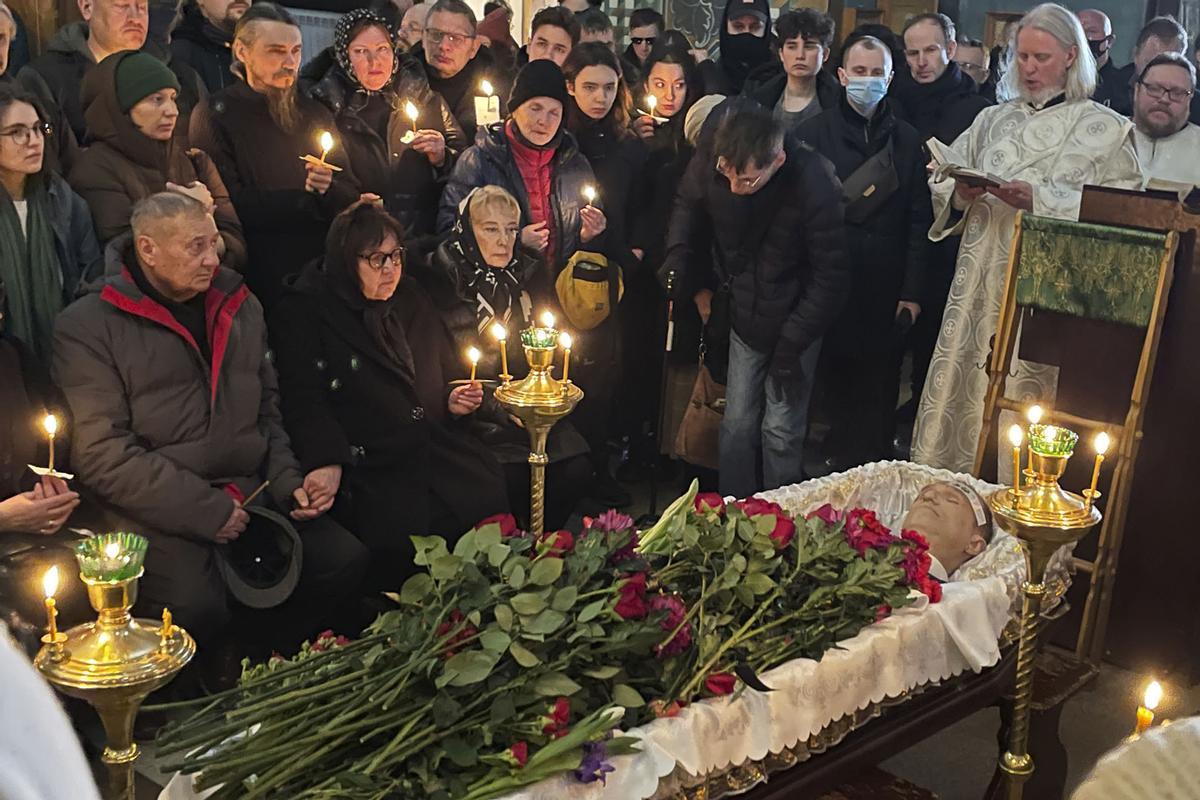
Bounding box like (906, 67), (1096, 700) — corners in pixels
(713, 0), (773, 95)
(189, 3), (361, 310)
(412, 0), (510, 135)
(892, 12), (990, 423)
(797, 35), (930, 469)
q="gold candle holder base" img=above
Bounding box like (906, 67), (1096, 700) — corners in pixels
(35, 569), (194, 799)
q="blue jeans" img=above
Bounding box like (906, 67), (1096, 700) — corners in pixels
(719, 330), (821, 498)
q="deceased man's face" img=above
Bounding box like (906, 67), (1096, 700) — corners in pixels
(901, 482), (990, 576)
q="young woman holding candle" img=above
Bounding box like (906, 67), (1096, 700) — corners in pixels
(270, 200), (509, 588)
(416, 185), (591, 528)
(303, 8), (467, 243)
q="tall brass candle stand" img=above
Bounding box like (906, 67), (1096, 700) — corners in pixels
(989, 424), (1101, 799)
(494, 320), (583, 535)
(35, 532), (195, 799)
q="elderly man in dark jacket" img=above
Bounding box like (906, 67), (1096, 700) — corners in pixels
(17, 0), (207, 145)
(171, 0), (247, 93)
(51, 192), (367, 649)
(665, 101), (850, 499)
(190, 3), (361, 310)
(440, 59), (604, 280)
(413, 0), (511, 134)
(797, 35), (931, 470)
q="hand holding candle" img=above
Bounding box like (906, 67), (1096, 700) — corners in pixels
(582, 185), (596, 206)
(1086, 431), (1110, 508)
(1008, 424), (1023, 502)
(467, 346), (481, 382)
(492, 323), (509, 378)
(1134, 679), (1162, 735)
(560, 332), (572, 383)
(300, 130), (343, 172)
(319, 130), (333, 164)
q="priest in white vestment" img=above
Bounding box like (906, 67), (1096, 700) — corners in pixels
(912, 3), (1143, 472)
(1131, 53), (1200, 187)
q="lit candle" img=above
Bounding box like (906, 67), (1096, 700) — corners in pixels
(491, 323), (509, 377)
(1008, 424), (1023, 501)
(646, 94), (657, 115)
(318, 130), (334, 165)
(582, 185), (596, 206)
(540, 311), (556, 330)
(42, 413), (57, 472)
(560, 332), (572, 383)
(481, 79), (494, 96)
(405, 101), (419, 135)
(102, 540), (123, 574)
(43, 566), (60, 640)
(475, 80), (501, 126)
(467, 347), (481, 382)
(1086, 432), (1110, 508)
(1134, 680), (1162, 735)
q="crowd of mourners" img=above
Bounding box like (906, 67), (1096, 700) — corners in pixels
(0, 0), (1193, 683)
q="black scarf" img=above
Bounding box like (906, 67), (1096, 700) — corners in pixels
(324, 252), (417, 385)
(448, 195), (526, 335)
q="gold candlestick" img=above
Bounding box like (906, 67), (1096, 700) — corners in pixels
(559, 332), (573, 384)
(1008, 424), (1023, 503)
(1085, 432), (1110, 509)
(1024, 405), (1044, 485)
(492, 323), (510, 380)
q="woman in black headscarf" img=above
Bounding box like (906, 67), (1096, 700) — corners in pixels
(303, 7), (467, 244)
(270, 201), (508, 588)
(414, 185), (591, 529)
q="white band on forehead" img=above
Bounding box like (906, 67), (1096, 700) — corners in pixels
(950, 480), (988, 527)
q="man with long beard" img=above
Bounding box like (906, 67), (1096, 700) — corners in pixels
(911, 3), (1142, 473)
(190, 2), (361, 310)
(171, 0), (249, 92)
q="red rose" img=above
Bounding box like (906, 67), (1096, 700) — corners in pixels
(542, 697), (571, 738)
(704, 672), (737, 696)
(735, 497), (781, 517)
(614, 573), (649, 620)
(694, 493), (726, 514)
(435, 609), (477, 657)
(844, 508), (893, 555)
(538, 530), (574, 557)
(508, 741), (529, 767)
(806, 503), (844, 525)
(478, 513), (520, 538)
(875, 604), (892, 623)
(768, 516), (796, 550)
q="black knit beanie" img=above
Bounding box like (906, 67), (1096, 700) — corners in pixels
(115, 51), (181, 112)
(507, 59), (570, 112)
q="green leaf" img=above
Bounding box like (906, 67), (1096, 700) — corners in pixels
(452, 530), (478, 560)
(613, 683), (646, 708)
(534, 671), (582, 696)
(489, 692), (517, 725)
(474, 525), (503, 552)
(754, 514), (777, 536)
(578, 598), (607, 622)
(743, 572), (776, 595)
(442, 735), (477, 767)
(525, 609), (566, 635)
(582, 665), (621, 679)
(443, 650), (500, 687)
(551, 585), (578, 611)
(411, 535), (449, 566)
(487, 542), (511, 568)
(509, 640), (540, 667)
(480, 628), (511, 653)
(432, 692), (464, 725)
(529, 557), (564, 586)
(509, 562), (527, 589)
(399, 573), (433, 605)
(495, 604), (514, 632)
(511, 591), (546, 615)
(431, 554), (463, 581)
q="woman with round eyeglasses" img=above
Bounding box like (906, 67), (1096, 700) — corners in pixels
(305, 8), (467, 242)
(0, 85), (101, 368)
(270, 201), (509, 586)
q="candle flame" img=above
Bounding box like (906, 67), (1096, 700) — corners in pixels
(481, 79), (494, 96)
(319, 130), (334, 153)
(405, 101), (419, 121)
(491, 323), (507, 341)
(43, 566), (59, 599)
(1144, 680), (1163, 710)
(1043, 425), (1058, 441)
(540, 311), (556, 329)
(1095, 431), (1111, 456)
(560, 332), (573, 349)
(1027, 404), (1044, 425)
(646, 94), (657, 111)
(104, 541), (121, 559)
(1007, 424), (1023, 447)
(43, 413), (58, 436)
(582, 185), (596, 203)
(467, 346), (481, 364)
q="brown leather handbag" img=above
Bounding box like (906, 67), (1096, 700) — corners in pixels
(674, 342), (725, 470)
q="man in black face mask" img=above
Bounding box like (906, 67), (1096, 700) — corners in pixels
(1080, 9), (1121, 108)
(714, 0), (772, 94)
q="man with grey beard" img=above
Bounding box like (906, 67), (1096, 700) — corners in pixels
(190, 2), (361, 310)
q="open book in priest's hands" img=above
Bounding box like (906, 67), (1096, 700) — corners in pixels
(927, 137), (1005, 189)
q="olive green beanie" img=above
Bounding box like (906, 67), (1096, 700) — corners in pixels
(115, 51), (181, 113)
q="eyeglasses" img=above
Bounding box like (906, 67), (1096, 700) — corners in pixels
(0, 121), (51, 145)
(630, 36), (656, 45)
(955, 61), (989, 78)
(716, 156), (773, 189)
(425, 28), (474, 48)
(1139, 81), (1194, 104)
(358, 248), (405, 271)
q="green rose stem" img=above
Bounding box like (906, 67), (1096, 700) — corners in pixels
(676, 586), (783, 701)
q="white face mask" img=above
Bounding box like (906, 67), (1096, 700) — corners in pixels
(844, 75), (889, 114)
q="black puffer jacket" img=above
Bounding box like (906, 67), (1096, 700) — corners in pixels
(303, 48), (467, 239)
(889, 62), (992, 145)
(439, 121), (597, 277)
(664, 132), (850, 373)
(796, 98), (932, 355)
(169, 1), (236, 94)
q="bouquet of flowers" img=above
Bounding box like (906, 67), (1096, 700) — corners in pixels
(157, 484), (942, 798)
